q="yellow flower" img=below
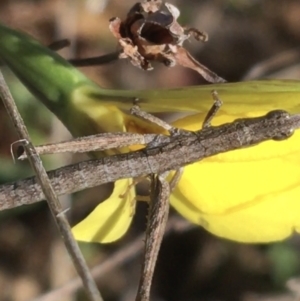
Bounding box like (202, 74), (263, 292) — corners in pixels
(71, 91), (300, 243)
(170, 110), (300, 243)
(1, 22), (300, 244)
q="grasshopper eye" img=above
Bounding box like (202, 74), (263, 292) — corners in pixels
(265, 110), (294, 140)
(265, 110), (289, 119)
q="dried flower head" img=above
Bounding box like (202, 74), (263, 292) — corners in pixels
(109, 0), (226, 83)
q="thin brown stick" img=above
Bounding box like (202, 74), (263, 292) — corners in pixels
(243, 47), (300, 80)
(136, 172), (171, 301)
(68, 51), (121, 67)
(48, 39), (71, 51)
(0, 70), (103, 301)
(47, 38), (120, 67)
(32, 216), (193, 301)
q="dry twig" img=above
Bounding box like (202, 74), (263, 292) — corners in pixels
(0, 70), (103, 301)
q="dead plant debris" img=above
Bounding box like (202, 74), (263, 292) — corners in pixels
(109, 0), (226, 83)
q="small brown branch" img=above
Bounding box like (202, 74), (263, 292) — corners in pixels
(32, 216), (193, 301)
(135, 172), (171, 301)
(68, 51), (121, 67)
(47, 39), (120, 67)
(48, 39), (71, 51)
(0, 70), (103, 301)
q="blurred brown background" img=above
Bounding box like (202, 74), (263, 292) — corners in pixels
(1, 1), (300, 301)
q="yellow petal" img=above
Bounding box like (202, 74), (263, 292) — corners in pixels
(170, 112), (300, 243)
(69, 108), (156, 243)
(72, 179), (136, 243)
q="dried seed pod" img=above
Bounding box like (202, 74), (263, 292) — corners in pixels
(109, 0), (226, 83)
